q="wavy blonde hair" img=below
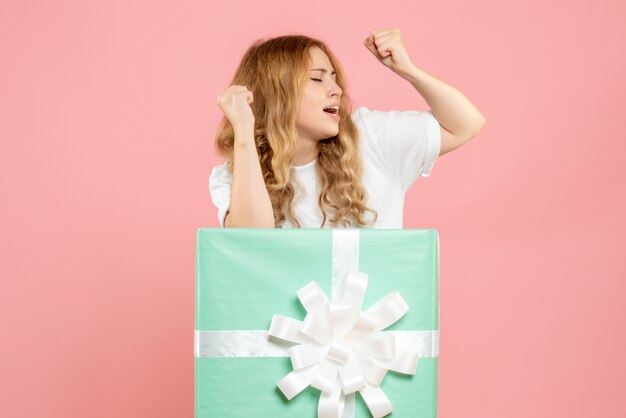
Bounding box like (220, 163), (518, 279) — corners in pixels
(214, 34), (378, 228)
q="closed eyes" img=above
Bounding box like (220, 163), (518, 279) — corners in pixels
(311, 78), (338, 83)
(310, 69), (337, 83)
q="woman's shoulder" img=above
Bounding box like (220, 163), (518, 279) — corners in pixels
(349, 106), (391, 140)
(210, 161), (231, 174)
(209, 161), (232, 187)
(349, 106), (371, 123)
(349, 105), (439, 145)
(349, 106), (385, 150)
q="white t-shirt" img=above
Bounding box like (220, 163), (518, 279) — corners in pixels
(209, 106), (441, 228)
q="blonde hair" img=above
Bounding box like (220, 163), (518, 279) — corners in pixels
(214, 34), (378, 228)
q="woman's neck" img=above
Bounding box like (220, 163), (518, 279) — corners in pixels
(292, 142), (319, 166)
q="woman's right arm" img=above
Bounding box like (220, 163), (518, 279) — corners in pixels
(217, 84), (275, 228)
(226, 124), (275, 228)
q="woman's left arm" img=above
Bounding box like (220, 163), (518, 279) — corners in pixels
(364, 28), (486, 155)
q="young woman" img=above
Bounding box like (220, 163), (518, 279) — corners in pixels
(210, 29), (485, 228)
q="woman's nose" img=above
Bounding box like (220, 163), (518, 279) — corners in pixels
(329, 81), (342, 96)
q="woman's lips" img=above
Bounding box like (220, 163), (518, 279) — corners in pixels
(323, 110), (340, 121)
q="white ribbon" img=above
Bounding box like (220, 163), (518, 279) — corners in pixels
(269, 270), (422, 418)
(194, 329), (438, 359)
(194, 229), (439, 418)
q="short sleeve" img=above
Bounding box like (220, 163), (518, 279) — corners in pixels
(208, 163), (233, 228)
(353, 106), (441, 192)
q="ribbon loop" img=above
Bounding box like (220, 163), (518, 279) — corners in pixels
(339, 270), (368, 311)
(376, 349), (420, 375)
(301, 313), (332, 345)
(327, 340), (351, 365)
(360, 332), (396, 360)
(298, 281), (330, 315)
(288, 343), (327, 370)
(311, 360), (338, 393)
(348, 311), (379, 335)
(360, 385), (394, 418)
(268, 314), (313, 345)
(338, 357), (366, 394)
(276, 365), (319, 400)
(366, 292), (409, 331)
(318, 383), (345, 418)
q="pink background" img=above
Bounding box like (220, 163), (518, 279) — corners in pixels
(1, 0), (625, 417)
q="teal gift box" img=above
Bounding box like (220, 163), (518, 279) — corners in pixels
(195, 228), (439, 418)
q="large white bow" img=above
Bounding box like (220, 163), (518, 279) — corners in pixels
(268, 269), (420, 418)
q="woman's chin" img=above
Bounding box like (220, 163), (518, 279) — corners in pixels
(325, 126), (339, 137)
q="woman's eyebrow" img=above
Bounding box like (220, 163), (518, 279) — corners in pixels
(310, 68), (336, 75)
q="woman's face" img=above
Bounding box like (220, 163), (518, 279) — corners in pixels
(296, 46), (343, 143)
